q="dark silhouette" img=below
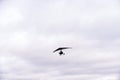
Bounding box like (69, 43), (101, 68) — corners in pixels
(53, 47), (71, 56)
(59, 50), (65, 56)
(53, 47), (71, 53)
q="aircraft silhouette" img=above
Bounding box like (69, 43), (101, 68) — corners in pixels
(53, 47), (71, 56)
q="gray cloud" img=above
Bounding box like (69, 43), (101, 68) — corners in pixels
(0, 0), (120, 80)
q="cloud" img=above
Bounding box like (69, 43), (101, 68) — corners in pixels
(0, 0), (120, 80)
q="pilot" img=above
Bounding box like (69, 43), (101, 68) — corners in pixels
(59, 50), (65, 56)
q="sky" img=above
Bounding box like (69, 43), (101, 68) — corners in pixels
(0, 0), (120, 80)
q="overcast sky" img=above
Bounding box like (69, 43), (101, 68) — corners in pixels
(0, 0), (120, 80)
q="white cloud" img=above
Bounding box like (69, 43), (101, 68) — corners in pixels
(0, 2), (23, 26)
(0, 0), (120, 80)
